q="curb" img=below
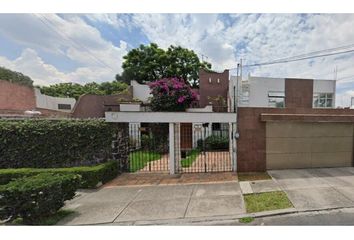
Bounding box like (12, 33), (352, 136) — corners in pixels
(100, 206), (354, 226)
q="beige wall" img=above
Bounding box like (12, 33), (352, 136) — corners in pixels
(266, 122), (353, 169)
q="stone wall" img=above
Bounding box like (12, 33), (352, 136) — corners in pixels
(111, 123), (130, 172)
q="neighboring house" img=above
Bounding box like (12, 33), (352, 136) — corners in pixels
(238, 75), (336, 108)
(34, 88), (76, 112)
(237, 75), (354, 172)
(131, 80), (151, 103)
(0, 80), (74, 118)
(110, 71), (228, 152)
(71, 86), (134, 118)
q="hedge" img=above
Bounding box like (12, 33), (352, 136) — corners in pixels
(0, 119), (120, 168)
(0, 160), (119, 188)
(197, 135), (229, 150)
(0, 173), (80, 224)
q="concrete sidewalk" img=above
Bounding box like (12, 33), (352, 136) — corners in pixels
(58, 167), (354, 225)
(269, 167), (354, 211)
(58, 182), (245, 225)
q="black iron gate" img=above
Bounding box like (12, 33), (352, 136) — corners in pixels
(127, 123), (169, 173)
(177, 122), (232, 173)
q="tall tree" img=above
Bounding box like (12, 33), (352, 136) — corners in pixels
(0, 66), (33, 87)
(119, 43), (211, 87)
(39, 81), (128, 100)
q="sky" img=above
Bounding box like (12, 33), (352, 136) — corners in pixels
(0, 13), (354, 107)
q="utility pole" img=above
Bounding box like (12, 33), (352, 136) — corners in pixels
(240, 58), (243, 82)
(234, 63), (240, 113)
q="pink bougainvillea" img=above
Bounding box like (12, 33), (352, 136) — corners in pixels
(148, 77), (199, 111)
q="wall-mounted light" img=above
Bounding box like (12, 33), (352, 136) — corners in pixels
(209, 77), (212, 83)
(217, 78), (220, 83)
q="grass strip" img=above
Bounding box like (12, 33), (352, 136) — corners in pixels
(244, 191), (293, 213)
(181, 149), (200, 168)
(129, 151), (161, 172)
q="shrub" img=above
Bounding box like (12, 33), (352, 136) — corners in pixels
(0, 119), (121, 168)
(148, 77), (198, 111)
(0, 161), (118, 188)
(0, 66), (33, 87)
(197, 135), (229, 150)
(0, 173), (80, 224)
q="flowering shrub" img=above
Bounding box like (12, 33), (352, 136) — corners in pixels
(148, 77), (199, 111)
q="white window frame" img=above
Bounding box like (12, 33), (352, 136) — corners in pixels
(268, 91), (285, 108)
(313, 93), (333, 108)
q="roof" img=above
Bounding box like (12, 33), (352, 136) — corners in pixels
(71, 87), (133, 118)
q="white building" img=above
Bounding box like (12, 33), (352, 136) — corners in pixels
(34, 88), (76, 112)
(238, 75), (336, 108)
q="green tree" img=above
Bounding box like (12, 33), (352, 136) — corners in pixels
(39, 81), (128, 100)
(0, 66), (33, 87)
(39, 83), (85, 100)
(120, 43), (211, 87)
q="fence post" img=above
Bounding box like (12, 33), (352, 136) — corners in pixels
(231, 122), (237, 172)
(169, 122), (175, 174)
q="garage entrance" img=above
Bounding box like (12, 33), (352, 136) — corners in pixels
(266, 122), (354, 169)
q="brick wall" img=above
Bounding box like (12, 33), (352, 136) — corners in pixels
(0, 80), (36, 111)
(72, 87), (133, 118)
(285, 78), (313, 108)
(237, 107), (354, 172)
(199, 69), (229, 110)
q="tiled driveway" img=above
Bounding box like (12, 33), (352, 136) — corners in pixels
(268, 167), (354, 211)
(58, 182), (245, 225)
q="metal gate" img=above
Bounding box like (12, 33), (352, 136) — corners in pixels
(106, 111), (237, 174)
(127, 123), (170, 173)
(126, 122), (233, 173)
(177, 122), (232, 173)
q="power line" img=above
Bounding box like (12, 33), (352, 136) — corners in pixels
(33, 14), (117, 72)
(262, 43), (354, 64)
(230, 43), (354, 69)
(245, 49), (354, 67)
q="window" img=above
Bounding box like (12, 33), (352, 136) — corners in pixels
(268, 91), (285, 108)
(212, 123), (221, 131)
(313, 93), (333, 108)
(58, 104), (71, 110)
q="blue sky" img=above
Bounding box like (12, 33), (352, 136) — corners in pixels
(0, 14), (354, 106)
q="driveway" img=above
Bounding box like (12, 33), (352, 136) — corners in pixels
(58, 182), (245, 225)
(268, 167), (354, 211)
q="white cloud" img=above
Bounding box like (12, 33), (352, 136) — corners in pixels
(0, 48), (118, 86)
(131, 14), (237, 71)
(1, 13), (354, 107)
(0, 14), (129, 85)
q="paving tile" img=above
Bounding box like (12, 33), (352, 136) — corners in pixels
(240, 181), (253, 194)
(335, 187), (354, 202)
(115, 198), (190, 222)
(60, 201), (129, 225)
(309, 168), (354, 187)
(250, 180), (281, 193)
(185, 195), (245, 218)
(269, 169), (329, 190)
(192, 182), (241, 198)
(134, 185), (194, 201)
(285, 187), (354, 211)
(78, 187), (141, 203)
